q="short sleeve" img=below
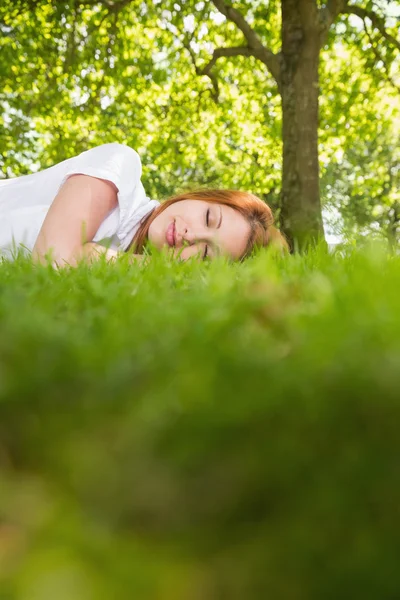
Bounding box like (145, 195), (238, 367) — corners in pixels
(58, 143), (158, 250)
(61, 143), (141, 197)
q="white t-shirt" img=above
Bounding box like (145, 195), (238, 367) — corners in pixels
(0, 143), (160, 259)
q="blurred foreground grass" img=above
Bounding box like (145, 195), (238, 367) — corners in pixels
(0, 242), (399, 600)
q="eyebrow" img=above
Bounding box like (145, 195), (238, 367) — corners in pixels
(217, 205), (222, 229)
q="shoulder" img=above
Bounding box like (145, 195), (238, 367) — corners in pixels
(60, 143), (143, 197)
(79, 143), (141, 165)
(94, 142), (139, 158)
(71, 143), (143, 182)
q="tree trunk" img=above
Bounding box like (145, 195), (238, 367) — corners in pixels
(280, 0), (326, 252)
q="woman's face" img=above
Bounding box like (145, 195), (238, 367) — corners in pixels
(147, 200), (251, 261)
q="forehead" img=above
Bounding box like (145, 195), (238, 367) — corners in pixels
(217, 204), (251, 260)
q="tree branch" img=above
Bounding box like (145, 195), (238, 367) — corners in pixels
(182, 36), (221, 102)
(363, 19), (400, 94)
(72, 0), (132, 7)
(185, 45), (263, 103)
(200, 46), (256, 76)
(211, 0), (281, 84)
(319, 0), (348, 46)
(343, 5), (400, 51)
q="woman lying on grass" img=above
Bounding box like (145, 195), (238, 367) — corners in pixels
(0, 143), (288, 266)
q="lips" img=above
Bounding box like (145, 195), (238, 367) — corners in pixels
(166, 220), (176, 247)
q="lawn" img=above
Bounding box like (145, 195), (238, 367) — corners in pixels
(0, 241), (399, 599)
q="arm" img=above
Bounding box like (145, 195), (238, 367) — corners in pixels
(71, 242), (146, 266)
(70, 242), (121, 265)
(33, 174), (119, 267)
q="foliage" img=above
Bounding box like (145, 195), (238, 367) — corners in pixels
(319, 3), (400, 244)
(0, 0), (282, 200)
(1, 243), (400, 598)
(1, 0), (399, 241)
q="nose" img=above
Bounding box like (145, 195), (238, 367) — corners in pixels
(182, 226), (196, 245)
(175, 222), (189, 247)
(177, 221), (204, 247)
(176, 216), (213, 249)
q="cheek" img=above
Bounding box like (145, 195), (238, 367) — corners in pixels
(174, 244), (203, 262)
(148, 213), (167, 246)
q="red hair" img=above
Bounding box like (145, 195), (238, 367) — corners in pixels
(130, 189), (289, 259)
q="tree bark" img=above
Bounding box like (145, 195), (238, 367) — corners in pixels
(280, 0), (326, 251)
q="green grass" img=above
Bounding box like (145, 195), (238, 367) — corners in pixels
(0, 241), (399, 600)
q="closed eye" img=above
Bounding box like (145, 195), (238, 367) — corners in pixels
(203, 244), (208, 260)
(206, 208), (210, 227)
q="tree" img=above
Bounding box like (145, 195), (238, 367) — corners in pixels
(0, 0), (399, 250)
(179, 0), (399, 249)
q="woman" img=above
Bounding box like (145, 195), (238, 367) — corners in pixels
(0, 143), (288, 265)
